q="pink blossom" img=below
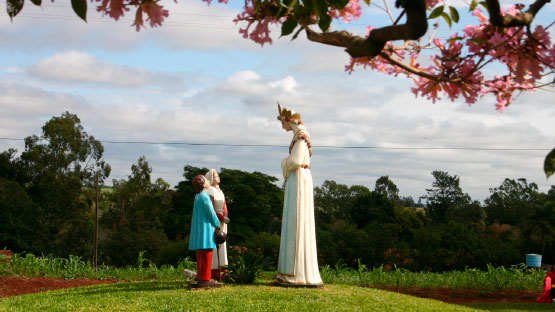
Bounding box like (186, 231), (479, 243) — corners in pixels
(344, 1), (553, 111)
(233, 0), (280, 46)
(201, 0), (228, 5)
(96, 0), (128, 21)
(425, 0), (443, 10)
(142, 2), (169, 28)
(329, 0), (362, 23)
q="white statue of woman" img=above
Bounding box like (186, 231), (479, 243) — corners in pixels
(205, 169), (229, 279)
(274, 103), (323, 287)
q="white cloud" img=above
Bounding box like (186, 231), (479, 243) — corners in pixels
(0, 1), (553, 203)
(28, 51), (183, 88)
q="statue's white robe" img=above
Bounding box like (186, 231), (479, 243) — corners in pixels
(208, 186), (228, 268)
(276, 135), (322, 285)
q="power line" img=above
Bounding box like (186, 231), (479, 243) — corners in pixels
(0, 137), (550, 151)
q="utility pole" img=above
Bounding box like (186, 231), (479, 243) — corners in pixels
(94, 171), (99, 270)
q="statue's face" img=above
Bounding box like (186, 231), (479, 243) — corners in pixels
(203, 178), (210, 189)
(281, 120), (292, 131)
(213, 171), (220, 186)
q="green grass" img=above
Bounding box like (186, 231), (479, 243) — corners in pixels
(2, 253), (545, 292)
(0, 252), (196, 281)
(0, 280), (524, 312)
(2, 253), (551, 311)
(321, 263), (545, 291)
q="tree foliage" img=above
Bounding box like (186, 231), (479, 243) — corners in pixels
(0, 112), (110, 258)
(1, 113), (553, 269)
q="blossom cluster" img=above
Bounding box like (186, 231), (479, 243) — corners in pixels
(92, 0), (553, 111)
(347, 6), (554, 112)
(95, 0), (169, 31)
(329, 0), (362, 23)
(232, 0), (281, 46)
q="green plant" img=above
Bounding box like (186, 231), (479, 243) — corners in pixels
(226, 249), (272, 284)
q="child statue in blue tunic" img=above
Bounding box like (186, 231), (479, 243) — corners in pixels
(189, 175), (221, 286)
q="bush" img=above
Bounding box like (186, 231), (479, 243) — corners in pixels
(226, 246), (273, 284)
(156, 240), (195, 267)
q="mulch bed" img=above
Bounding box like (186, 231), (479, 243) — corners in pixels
(0, 276), (116, 298)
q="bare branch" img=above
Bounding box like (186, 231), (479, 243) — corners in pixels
(486, 0), (551, 28)
(383, 0), (396, 23)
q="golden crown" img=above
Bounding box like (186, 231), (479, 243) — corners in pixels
(277, 102), (302, 123)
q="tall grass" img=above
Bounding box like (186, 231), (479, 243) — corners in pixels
(1, 253), (546, 292)
(320, 260), (545, 291)
(0, 252), (196, 281)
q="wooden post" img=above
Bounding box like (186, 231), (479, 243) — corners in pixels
(94, 171), (99, 270)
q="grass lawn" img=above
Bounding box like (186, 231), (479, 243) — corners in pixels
(1, 280), (552, 312)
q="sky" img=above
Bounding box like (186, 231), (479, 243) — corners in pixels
(0, 0), (553, 202)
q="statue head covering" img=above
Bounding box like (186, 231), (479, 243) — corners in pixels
(277, 102), (303, 125)
(205, 169), (217, 186)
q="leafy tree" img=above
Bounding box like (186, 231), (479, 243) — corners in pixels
(164, 165), (209, 242)
(169, 166), (283, 248)
(0, 149), (27, 185)
(2, 112), (111, 258)
(375, 175), (400, 203)
(316, 220), (369, 267)
(100, 156), (172, 266)
(0, 177), (37, 252)
(521, 200), (555, 262)
(314, 180), (370, 223)
(351, 191), (395, 228)
(484, 178), (541, 227)
(217, 168), (284, 240)
(423, 171), (483, 225)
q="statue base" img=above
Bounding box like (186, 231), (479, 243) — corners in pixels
(273, 281), (324, 289)
(190, 281), (224, 289)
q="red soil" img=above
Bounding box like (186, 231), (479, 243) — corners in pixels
(0, 276), (116, 298)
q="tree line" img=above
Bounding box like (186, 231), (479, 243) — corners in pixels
(1, 112), (554, 271)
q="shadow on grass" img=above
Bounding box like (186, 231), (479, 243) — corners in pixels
(463, 303), (554, 311)
(51, 281), (191, 297)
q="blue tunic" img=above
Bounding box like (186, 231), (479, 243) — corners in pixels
(189, 191), (220, 250)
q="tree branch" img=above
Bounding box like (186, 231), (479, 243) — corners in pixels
(378, 52), (460, 82)
(486, 0), (551, 27)
(305, 0), (427, 59)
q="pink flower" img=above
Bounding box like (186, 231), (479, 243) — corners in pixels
(96, 0), (129, 21)
(233, 0), (281, 46)
(329, 0), (362, 23)
(202, 0), (228, 5)
(425, 0), (443, 10)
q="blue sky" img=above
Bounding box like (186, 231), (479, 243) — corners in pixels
(0, 0), (554, 201)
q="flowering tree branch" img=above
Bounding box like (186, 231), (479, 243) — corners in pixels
(304, 0), (427, 58)
(486, 0), (551, 28)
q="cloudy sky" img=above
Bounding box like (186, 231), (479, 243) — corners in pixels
(0, 0), (553, 202)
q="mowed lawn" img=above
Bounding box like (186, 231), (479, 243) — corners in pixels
(1, 281), (552, 312)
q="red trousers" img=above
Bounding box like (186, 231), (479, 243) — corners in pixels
(196, 250), (213, 281)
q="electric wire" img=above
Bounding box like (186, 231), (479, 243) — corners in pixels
(0, 137), (550, 151)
